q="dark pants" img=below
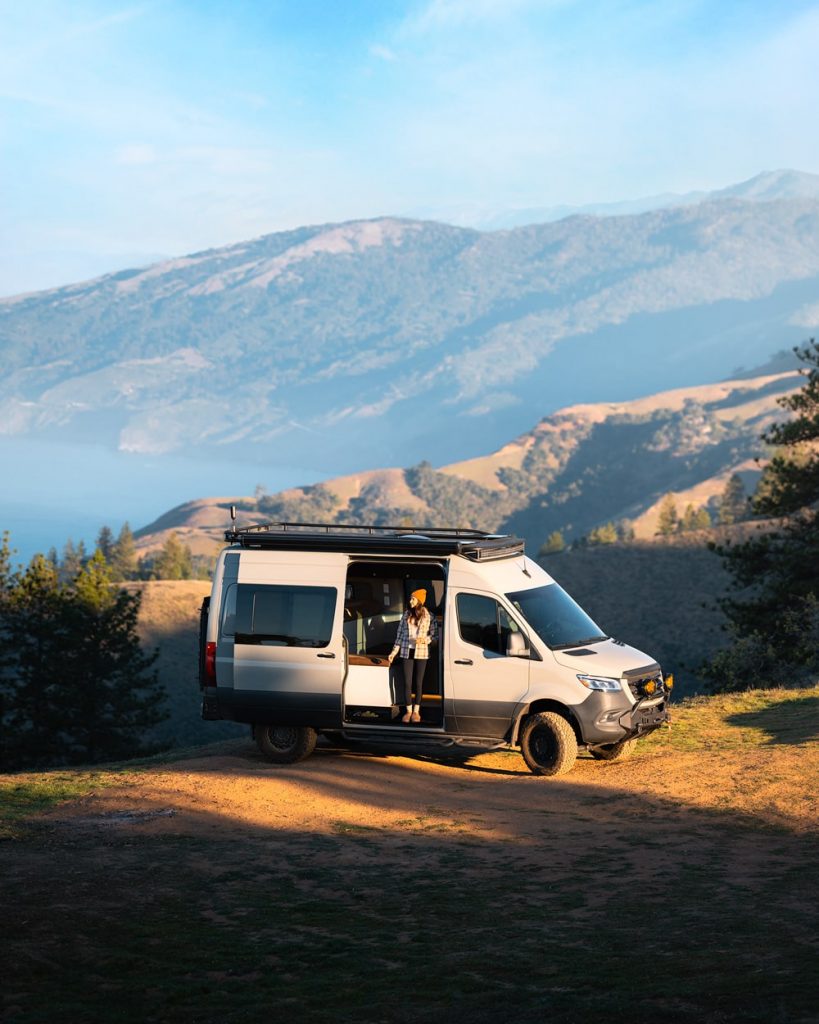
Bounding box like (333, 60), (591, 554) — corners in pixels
(401, 652), (427, 706)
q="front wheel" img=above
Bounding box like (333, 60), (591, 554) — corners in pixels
(255, 724), (317, 764)
(520, 712), (578, 776)
(589, 738), (636, 762)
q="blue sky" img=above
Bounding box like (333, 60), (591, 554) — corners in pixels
(2, 0), (819, 294)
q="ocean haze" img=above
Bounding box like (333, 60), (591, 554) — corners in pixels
(0, 438), (318, 565)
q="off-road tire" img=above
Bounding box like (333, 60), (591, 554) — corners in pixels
(589, 738), (637, 762)
(255, 724), (317, 764)
(520, 711), (578, 776)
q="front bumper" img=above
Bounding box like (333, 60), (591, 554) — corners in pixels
(618, 698), (670, 738)
(573, 689), (671, 745)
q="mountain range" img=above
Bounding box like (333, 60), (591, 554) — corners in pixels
(2, 170), (819, 477)
(453, 168), (819, 230)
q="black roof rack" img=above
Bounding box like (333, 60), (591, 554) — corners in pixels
(224, 521), (525, 562)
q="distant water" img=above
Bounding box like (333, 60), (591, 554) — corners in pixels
(0, 438), (319, 566)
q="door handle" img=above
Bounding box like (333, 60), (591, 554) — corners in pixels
(454, 658), (473, 665)
(317, 652), (336, 659)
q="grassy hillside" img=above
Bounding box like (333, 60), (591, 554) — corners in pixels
(130, 580), (245, 749)
(1, 687), (816, 1024)
(543, 536), (732, 694)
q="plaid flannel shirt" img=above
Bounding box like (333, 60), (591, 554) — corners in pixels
(394, 608), (438, 660)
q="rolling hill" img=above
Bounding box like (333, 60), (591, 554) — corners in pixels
(134, 366), (800, 561)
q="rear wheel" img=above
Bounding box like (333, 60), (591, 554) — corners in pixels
(255, 724), (317, 764)
(520, 711), (578, 777)
(589, 739), (636, 761)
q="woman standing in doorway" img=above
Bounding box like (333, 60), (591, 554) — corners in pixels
(388, 589), (438, 723)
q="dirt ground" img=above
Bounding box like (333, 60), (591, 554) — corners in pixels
(27, 737), (819, 843)
(2, 700), (818, 1024)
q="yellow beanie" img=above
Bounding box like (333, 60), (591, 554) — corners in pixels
(411, 588), (427, 605)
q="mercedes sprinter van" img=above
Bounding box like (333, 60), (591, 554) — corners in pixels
(198, 523), (672, 776)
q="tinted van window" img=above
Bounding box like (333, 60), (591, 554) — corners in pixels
(220, 583), (237, 637)
(235, 584), (337, 647)
(457, 593), (523, 654)
(507, 584), (606, 650)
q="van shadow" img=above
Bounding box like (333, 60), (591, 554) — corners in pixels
(320, 738), (526, 776)
(725, 694), (819, 746)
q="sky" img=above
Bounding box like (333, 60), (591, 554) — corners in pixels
(2, 0), (819, 295)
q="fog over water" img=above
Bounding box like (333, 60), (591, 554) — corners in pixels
(0, 438), (319, 565)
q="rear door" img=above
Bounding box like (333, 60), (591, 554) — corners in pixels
(446, 589), (531, 737)
(228, 552), (347, 726)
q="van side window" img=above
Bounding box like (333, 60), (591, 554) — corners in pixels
(498, 606), (522, 651)
(235, 585), (337, 648)
(457, 593), (523, 655)
(221, 583), (238, 637)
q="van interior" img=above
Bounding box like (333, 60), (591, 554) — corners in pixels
(344, 560), (445, 727)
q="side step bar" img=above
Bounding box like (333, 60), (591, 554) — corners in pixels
(337, 729), (512, 751)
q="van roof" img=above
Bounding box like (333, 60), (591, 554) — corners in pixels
(224, 522), (525, 562)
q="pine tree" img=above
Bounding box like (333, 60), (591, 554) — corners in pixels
(0, 544), (167, 768)
(0, 555), (68, 767)
(656, 494), (678, 536)
(680, 504), (698, 532)
(0, 532), (15, 765)
(718, 473), (748, 525)
(96, 525), (116, 563)
(0, 531), (13, 594)
(109, 522), (137, 582)
(705, 339), (819, 689)
(694, 507), (712, 530)
(59, 552), (166, 764)
(152, 532), (193, 580)
(60, 538), (83, 582)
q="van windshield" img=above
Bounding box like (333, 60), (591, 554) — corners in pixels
(506, 584), (607, 650)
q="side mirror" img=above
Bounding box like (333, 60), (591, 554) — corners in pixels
(506, 632), (530, 658)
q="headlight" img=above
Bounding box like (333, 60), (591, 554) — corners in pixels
(576, 674), (622, 692)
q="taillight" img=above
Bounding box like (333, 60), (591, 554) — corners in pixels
(205, 641), (216, 685)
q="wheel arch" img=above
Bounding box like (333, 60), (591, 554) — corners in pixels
(511, 698), (582, 747)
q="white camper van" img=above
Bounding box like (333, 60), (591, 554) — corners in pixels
(198, 523), (672, 776)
